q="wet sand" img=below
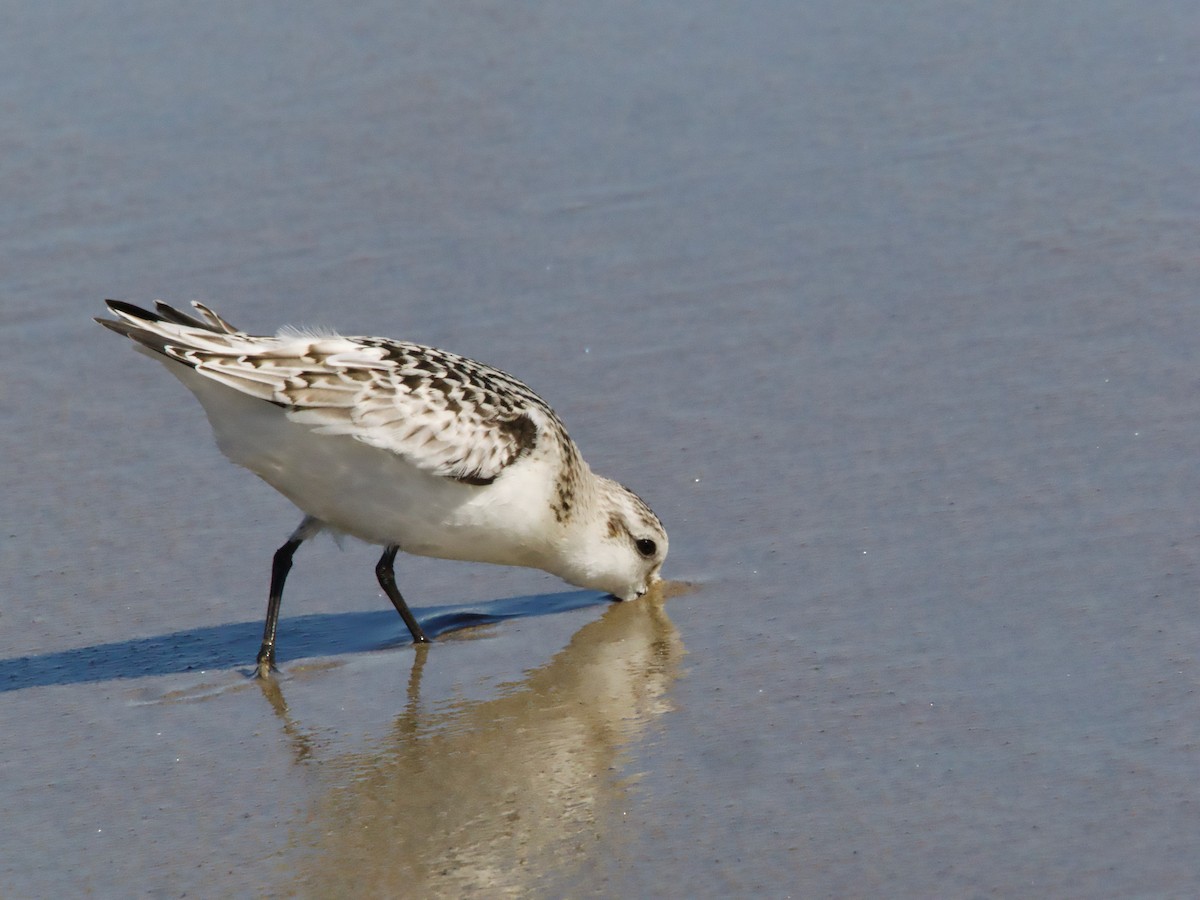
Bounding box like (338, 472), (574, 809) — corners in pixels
(3, 0), (1200, 895)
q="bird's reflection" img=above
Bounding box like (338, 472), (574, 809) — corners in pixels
(265, 587), (685, 896)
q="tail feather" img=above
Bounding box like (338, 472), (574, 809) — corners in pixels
(95, 309), (186, 363)
(101, 298), (243, 334)
(191, 302), (242, 334)
(103, 299), (162, 325)
(96, 299), (247, 367)
(152, 300), (213, 331)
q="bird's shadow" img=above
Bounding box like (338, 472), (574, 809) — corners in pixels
(0, 591), (613, 692)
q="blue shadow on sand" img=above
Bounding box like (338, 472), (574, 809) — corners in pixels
(0, 591), (612, 692)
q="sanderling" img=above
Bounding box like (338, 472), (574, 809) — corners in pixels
(97, 300), (668, 677)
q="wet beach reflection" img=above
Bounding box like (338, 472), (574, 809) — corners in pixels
(264, 587), (686, 895)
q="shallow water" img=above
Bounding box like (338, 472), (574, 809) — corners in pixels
(3, 0), (1200, 896)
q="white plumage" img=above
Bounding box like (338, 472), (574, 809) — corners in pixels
(98, 300), (667, 676)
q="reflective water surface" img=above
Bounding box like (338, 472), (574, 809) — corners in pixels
(286, 591), (683, 896)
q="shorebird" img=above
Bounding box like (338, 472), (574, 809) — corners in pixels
(97, 300), (667, 677)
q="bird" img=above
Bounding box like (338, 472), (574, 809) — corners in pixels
(96, 300), (668, 677)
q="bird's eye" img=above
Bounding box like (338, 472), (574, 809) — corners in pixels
(634, 538), (657, 558)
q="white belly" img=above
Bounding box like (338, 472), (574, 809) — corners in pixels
(170, 364), (560, 568)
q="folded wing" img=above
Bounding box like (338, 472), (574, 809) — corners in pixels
(98, 300), (541, 485)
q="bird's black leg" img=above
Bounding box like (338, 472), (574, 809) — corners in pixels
(376, 545), (430, 644)
(255, 517), (318, 678)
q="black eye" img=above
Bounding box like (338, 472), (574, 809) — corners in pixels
(635, 538), (657, 558)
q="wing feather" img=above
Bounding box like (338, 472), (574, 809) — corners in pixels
(270, 342), (542, 484)
(99, 301), (545, 483)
